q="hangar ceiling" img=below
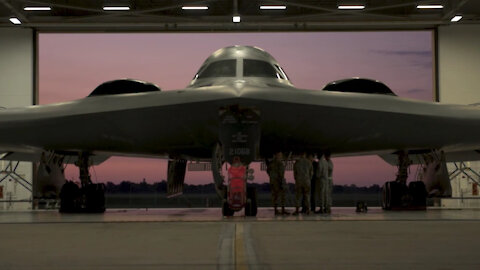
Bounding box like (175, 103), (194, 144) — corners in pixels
(0, 0), (479, 31)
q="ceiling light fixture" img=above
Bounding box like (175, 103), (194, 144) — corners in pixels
(182, 6), (208, 10)
(338, 5), (365, 10)
(417, 5), (444, 9)
(9, 17), (21, 25)
(451, 15), (463, 22)
(24, 7), (51, 11)
(103, 6), (130, 11)
(232, 15), (241, 23)
(260, 5), (287, 10)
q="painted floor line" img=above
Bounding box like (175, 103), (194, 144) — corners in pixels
(235, 223), (248, 270)
(243, 223), (261, 270)
(218, 223), (235, 270)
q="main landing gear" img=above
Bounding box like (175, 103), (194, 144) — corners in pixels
(59, 152), (105, 213)
(382, 151), (427, 210)
(382, 181), (427, 210)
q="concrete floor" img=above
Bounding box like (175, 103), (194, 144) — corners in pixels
(1, 208), (479, 269)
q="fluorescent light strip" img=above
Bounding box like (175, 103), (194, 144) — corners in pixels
(260, 5), (287, 10)
(9, 17), (21, 25)
(417, 5), (444, 9)
(182, 6), (208, 10)
(451, 15), (463, 22)
(233, 15), (241, 23)
(103, 6), (130, 11)
(338, 5), (365, 10)
(24, 6), (51, 11)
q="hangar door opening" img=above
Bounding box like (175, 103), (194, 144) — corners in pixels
(38, 32), (433, 188)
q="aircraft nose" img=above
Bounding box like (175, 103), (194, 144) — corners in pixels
(233, 80), (246, 91)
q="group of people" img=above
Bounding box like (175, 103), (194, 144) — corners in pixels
(266, 151), (333, 215)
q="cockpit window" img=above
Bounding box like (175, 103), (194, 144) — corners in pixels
(274, 64), (289, 80)
(193, 58), (290, 82)
(243, 59), (279, 78)
(196, 60), (236, 79)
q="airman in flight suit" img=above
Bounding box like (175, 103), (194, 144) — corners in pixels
(293, 153), (313, 215)
(316, 152), (329, 213)
(267, 152), (288, 215)
(323, 151), (334, 214)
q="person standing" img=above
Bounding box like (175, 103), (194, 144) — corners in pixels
(316, 152), (329, 213)
(302, 154), (315, 213)
(267, 152), (288, 215)
(293, 152), (313, 215)
(310, 155), (319, 213)
(324, 151), (334, 214)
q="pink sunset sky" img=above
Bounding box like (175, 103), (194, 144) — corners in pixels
(38, 32), (433, 186)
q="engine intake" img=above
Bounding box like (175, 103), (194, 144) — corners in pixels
(88, 79), (161, 97)
(323, 78), (396, 96)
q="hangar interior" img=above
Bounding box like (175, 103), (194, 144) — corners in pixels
(1, 0), (480, 210)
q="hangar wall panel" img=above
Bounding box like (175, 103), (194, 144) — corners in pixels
(0, 28), (34, 107)
(438, 25), (480, 104)
(0, 28), (34, 210)
(438, 25), (480, 204)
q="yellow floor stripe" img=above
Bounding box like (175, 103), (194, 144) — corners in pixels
(235, 223), (248, 270)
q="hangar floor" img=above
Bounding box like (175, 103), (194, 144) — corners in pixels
(1, 208), (479, 270)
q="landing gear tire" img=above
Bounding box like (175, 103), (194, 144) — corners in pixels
(222, 189), (235, 217)
(382, 181), (392, 210)
(59, 181), (80, 213)
(85, 183), (106, 213)
(245, 186), (258, 217)
(222, 201), (235, 217)
(409, 181), (427, 208)
(383, 181), (426, 210)
(382, 181), (408, 210)
(59, 182), (106, 213)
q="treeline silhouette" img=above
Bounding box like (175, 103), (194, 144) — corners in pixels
(104, 180), (382, 194)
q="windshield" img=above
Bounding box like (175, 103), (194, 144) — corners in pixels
(194, 58), (289, 81)
(243, 59), (279, 78)
(196, 59), (236, 79)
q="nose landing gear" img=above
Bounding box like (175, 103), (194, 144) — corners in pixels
(217, 106), (260, 217)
